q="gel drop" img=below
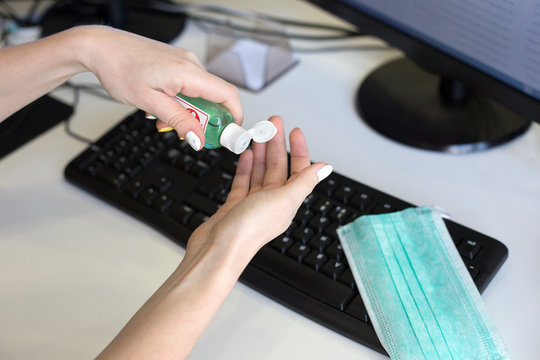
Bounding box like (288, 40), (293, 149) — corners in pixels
(171, 94), (276, 154)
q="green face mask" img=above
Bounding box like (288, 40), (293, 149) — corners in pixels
(337, 207), (509, 360)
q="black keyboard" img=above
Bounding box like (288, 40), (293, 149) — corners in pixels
(64, 110), (509, 355)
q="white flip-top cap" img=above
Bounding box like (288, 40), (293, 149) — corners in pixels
(219, 121), (277, 154)
(249, 121), (277, 143)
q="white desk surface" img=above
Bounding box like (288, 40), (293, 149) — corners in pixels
(1, 1), (539, 359)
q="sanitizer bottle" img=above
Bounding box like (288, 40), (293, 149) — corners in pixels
(169, 94), (277, 154)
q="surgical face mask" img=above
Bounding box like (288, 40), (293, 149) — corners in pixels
(337, 207), (509, 360)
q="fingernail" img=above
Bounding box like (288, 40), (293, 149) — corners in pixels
(185, 131), (201, 151)
(158, 126), (174, 132)
(317, 164), (333, 183)
(145, 113), (156, 120)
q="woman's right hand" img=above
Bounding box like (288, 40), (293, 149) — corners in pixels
(77, 26), (243, 151)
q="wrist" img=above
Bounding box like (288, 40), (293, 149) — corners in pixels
(64, 25), (109, 74)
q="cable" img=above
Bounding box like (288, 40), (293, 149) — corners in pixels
(150, 1), (363, 40)
(61, 84), (102, 149)
(62, 81), (116, 102)
(190, 15), (361, 40)
(291, 44), (391, 53)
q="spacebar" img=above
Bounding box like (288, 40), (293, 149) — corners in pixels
(251, 247), (355, 311)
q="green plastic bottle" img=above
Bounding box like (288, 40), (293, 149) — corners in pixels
(171, 94), (277, 154)
(173, 94), (231, 150)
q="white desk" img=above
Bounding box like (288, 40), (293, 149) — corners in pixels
(1, 1), (539, 359)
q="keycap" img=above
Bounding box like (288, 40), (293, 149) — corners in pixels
(170, 204), (194, 224)
(184, 192), (219, 215)
(346, 295), (370, 323)
(253, 248), (356, 311)
(458, 239), (482, 260)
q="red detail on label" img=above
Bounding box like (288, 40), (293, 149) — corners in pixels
(186, 108), (200, 121)
(173, 96), (210, 131)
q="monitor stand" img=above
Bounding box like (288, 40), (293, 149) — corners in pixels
(356, 57), (531, 153)
(40, 0), (186, 43)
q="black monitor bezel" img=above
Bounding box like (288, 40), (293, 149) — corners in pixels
(307, 0), (540, 123)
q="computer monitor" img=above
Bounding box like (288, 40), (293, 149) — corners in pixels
(307, 0), (540, 153)
(40, 0), (186, 43)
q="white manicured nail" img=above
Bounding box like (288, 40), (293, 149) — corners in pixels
(317, 164), (333, 183)
(186, 131), (201, 151)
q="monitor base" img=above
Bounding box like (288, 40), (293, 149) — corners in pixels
(356, 57), (531, 154)
(40, 1), (186, 44)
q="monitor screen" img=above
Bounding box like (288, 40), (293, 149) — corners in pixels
(307, 0), (540, 153)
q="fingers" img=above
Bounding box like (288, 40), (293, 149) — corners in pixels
(261, 116), (288, 188)
(289, 127), (312, 176)
(172, 65), (244, 125)
(249, 140), (267, 194)
(285, 162), (333, 204)
(144, 91), (205, 151)
(220, 149), (253, 211)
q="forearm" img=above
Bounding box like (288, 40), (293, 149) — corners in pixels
(0, 26), (97, 120)
(97, 238), (247, 360)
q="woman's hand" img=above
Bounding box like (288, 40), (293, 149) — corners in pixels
(186, 115), (332, 267)
(97, 116), (332, 359)
(79, 26), (243, 150)
(0, 25), (243, 151)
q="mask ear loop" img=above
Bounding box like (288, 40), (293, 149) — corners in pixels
(429, 205), (451, 219)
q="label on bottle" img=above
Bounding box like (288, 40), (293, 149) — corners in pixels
(173, 95), (210, 131)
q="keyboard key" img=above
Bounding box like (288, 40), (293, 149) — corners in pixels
(203, 150), (223, 166)
(253, 248), (356, 311)
(138, 187), (158, 206)
(466, 264), (481, 280)
(286, 242), (311, 262)
(304, 251), (328, 271)
(349, 192), (372, 211)
(125, 180), (144, 199)
(185, 192), (219, 215)
(301, 193), (318, 209)
(152, 176), (174, 193)
(329, 206), (352, 225)
(170, 204), (194, 224)
(371, 202), (395, 214)
(292, 226), (315, 244)
(294, 208), (314, 225)
(309, 214), (331, 232)
(345, 295), (370, 323)
(151, 194), (174, 213)
(308, 234), (332, 253)
(334, 185), (355, 203)
(96, 167), (128, 189)
(458, 239), (482, 260)
(269, 235), (294, 254)
(313, 198), (334, 216)
(187, 212), (209, 230)
(190, 160), (211, 177)
(220, 157), (238, 175)
(316, 177), (338, 196)
(321, 258), (346, 280)
(326, 241), (345, 261)
(338, 268), (356, 289)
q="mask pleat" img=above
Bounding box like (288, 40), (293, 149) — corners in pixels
(338, 207), (510, 360)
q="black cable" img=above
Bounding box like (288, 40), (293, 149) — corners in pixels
(189, 14), (361, 41)
(147, 1), (363, 40)
(62, 85), (100, 147)
(292, 44), (391, 53)
(62, 81), (116, 102)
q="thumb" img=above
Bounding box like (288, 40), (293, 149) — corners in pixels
(285, 163), (333, 204)
(145, 91), (205, 151)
